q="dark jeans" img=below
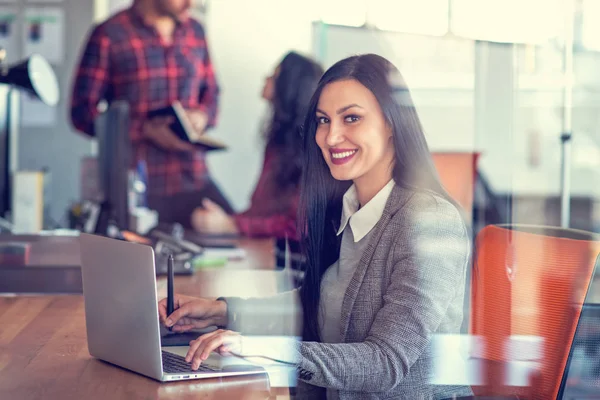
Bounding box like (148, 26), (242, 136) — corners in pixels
(147, 179), (234, 229)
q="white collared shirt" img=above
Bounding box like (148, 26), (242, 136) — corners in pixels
(319, 179), (395, 346)
(336, 179), (396, 242)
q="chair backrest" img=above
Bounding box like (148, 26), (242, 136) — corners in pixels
(431, 152), (479, 218)
(470, 224), (600, 399)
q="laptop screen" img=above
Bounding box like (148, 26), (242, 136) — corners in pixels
(559, 304), (600, 398)
(558, 254), (600, 399)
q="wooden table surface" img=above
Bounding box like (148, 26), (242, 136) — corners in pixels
(0, 238), (292, 400)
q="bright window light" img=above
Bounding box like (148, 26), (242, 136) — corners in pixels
(320, 0), (368, 27)
(370, 0), (449, 36)
(451, 0), (563, 44)
(581, 0), (600, 50)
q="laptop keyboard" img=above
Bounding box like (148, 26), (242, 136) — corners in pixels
(162, 350), (219, 374)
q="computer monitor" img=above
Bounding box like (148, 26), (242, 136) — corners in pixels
(0, 86), (19, 221)
(94, 101), (131, 234)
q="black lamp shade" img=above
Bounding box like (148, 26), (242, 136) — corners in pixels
(1, 53), (59, 106)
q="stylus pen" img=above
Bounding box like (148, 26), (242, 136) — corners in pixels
(167, 254), (175, 330)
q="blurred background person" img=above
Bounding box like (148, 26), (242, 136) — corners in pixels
(70, 0), (233, 229)
(191, 51), (323, 240)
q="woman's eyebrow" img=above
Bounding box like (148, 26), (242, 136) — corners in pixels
(336, 104), (363, 114)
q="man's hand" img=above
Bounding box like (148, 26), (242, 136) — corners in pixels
(185, 110), (209, 140)
(143, 116), (195, 152)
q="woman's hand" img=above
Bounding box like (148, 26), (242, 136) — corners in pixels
(158, 294), (227, 332)
(185, 329), (243, 370)
(191, 198), (239, 234)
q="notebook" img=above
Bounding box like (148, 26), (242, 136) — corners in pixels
(147, 101), (227, 151)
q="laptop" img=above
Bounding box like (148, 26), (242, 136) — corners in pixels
(79, 233), (266, 382)
(557, 255), (600, 399)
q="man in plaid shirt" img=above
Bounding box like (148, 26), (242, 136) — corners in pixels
(71, 0), (233, 227)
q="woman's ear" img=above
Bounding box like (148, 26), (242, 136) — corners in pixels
(386, 122), (394, 139)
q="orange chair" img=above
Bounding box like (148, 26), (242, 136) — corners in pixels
(431, 151), (480, 217)
(470, 224), (600, 399)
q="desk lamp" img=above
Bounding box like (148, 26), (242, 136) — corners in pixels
(0, 50), (59, 229)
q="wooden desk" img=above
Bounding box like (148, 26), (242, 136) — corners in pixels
(0, 239), (291, 400)
(0, 237), (276, 294)
(229, 238), (276, 270)
(0, 296), (290, 399)
(0, 235), (275, 269)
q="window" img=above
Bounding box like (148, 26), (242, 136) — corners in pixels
(580, 0), (600, 50)
(370, 0), (449, 36)
(320, 0), (368, 27)
(451, 0), (563, 44)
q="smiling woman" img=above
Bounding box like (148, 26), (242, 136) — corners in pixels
(160, 54), (472, 400)
(296, 54), (471, 399)
(314, 80), (395, 205)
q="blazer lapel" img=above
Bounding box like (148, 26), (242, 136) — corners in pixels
(339, 185), (414, 341)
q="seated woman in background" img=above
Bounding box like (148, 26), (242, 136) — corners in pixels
(190, 52), (323, 240)
(161, 54), (471, 399)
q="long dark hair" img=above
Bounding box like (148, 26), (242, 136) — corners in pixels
(265, 52), (323, 190)
(299, 54), (456, 342)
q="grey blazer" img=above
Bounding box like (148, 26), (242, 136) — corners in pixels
(225, 185), (472, 400)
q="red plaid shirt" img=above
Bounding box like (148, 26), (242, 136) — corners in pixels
(71, 8), (219, 196)
(234, 144), (300, 240)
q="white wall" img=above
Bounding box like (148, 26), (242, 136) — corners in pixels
(203, 0), (314, 211)
(108, 0), (131, 14)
